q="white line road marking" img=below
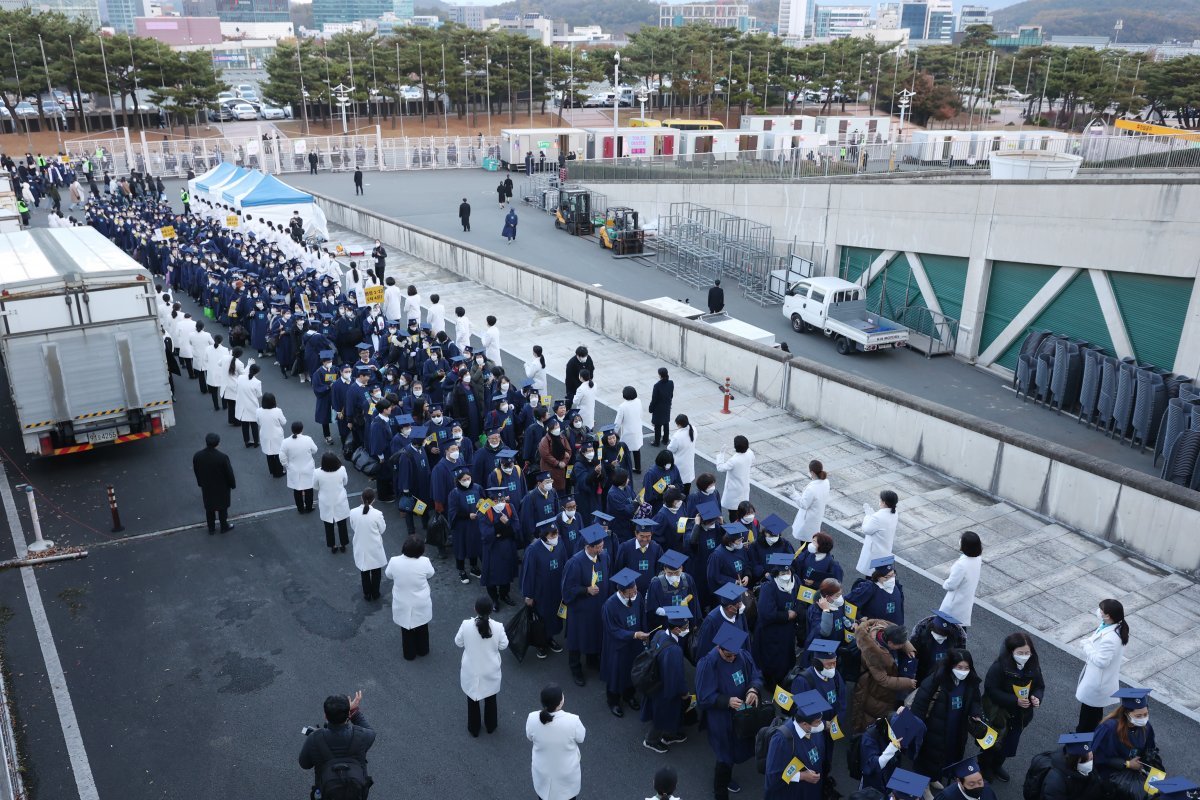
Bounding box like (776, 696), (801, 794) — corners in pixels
(0, 467), (99, 800)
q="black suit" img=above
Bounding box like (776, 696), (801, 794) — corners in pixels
(564, 355), (594, 406)
(707, 285), (725, 313)
(371, 245), (387, 283)
(193, 445), (236, 531)
(458, 202), (471, 231)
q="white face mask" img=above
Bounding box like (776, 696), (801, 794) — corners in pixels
(702, 486), (715, 495)
(930, 631), (948, 645)
(545, 536), (559, 548)
(500, 382), (509, 391)
(499, 403), (509, 413)
(676, 629), (688, 639)
(1128, 715), (1149, 727)
(952, 668), (970, 682)
(741, 514), (755, 524)
(829, 596), (844, 609)
(459, 479), (472, 488)
(461, 375), (471, 384)
(432, 416), (444, 425)
(879, 577), (896, 593)
(621, 592), (637, 607)
(501, 465), (514, 475)
(413, 389), (423, 397)
(668, 502), (682, 512)
(737, 603), (746, 615)
(1077, 760), (1094, 776)
(666, 574), (681, 588)
(573, 420), (582, 428)
(819, 667), (837, 680)
(1013, 653), (1031, 668)
(765, 535), (780, 545)
(564, 509), (576, 520)
(541, 481), (554, 492)
(549, 427), (561, 437)
(807, 541), (819, 554)
(808, 721), (825, 735)
(775, 574), (794, 590)
(446, 450), (459, 462)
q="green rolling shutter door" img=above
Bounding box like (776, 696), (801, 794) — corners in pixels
(996, 270), (1115, 370)
(980, 261), (1055, 367)
(918, 254), (969, 322)
(839, 246), (883, 283)
(1109, 273), (1193, 372)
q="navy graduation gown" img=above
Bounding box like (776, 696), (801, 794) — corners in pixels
(519, 539), (565, 639)
(697, 646), (764, 764)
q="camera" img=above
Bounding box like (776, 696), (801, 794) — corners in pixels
(301, 725), (322, 736)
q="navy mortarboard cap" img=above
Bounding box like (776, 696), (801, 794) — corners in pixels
(870, 555), (896, 570)
(450, 355), (466, 363)
(356, 341), (373, 351)
(714, 583), (746, 605)
(319, 313), (333, 322)
(491, 394), (506, 402)
(766, 553), (793, 568)
(486, 424), (503, 435)
(599, 424), (618, 434)
(888, 708), (926, 744)
(807, 638), (840, 657)
(721, 522), (748, 537)
(1113, 688), (1152, 709)
(580, 524), (607, 545)
(319, 349), (335, 360)
(394, 414), (414, 426)
(406, 425), (428, 440)
(660, 605), (691, 623)
(611, 568), (641, 589)
(1153, 778), (1200, 799)
(659, 550), (687, 570)
(534, 471), (552, 481)
(792, 689), (832, 721)
(886, 769), (931, 800)
(354, 365), (374, 375)
(486, 485), (510, 495)
(453, 466), (471, 477)
(713, 622), (749, 653)
(1057, 732), (1094, 756)
(552, 399), (567, 409)
(580, 438), (595, 449)
(429, 404), (443, 412)
(521, 380), (534, 389)
(947, 756), (981, 781)
(697, 500), (722, 520)
(760, 513), (789, 537)
(559, 494), (576, 504)
(592, 510), (614, 523)
(632, 518), (658, 530)
(497, 448), (518, 459)
(535, 517), (558, 530)
(932, 609), (962, 627)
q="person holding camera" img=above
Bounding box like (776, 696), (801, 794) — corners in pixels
(298, 691), (376, 799)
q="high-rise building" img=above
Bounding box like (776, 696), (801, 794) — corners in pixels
(659, 3), (755, 32)
(898, 0), (952, 41)
(105, 0), (145, 31)
(311, 0), (389, 26)
(776, 0), (807, 39)
(957, 4), (992, 32)
(0, 0), (101, 26)
(183, 0), (288, 23)
(447, 4), (484, 29)
(392, 0), (412, 20)
(813, 5), (871, 38)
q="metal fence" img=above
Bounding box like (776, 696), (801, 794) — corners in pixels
(62, 130), (502, 180)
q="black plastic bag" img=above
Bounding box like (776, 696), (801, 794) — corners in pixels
(732, 702), (775, 740)
(427, 513), (449, 548)
(505, 605), (546, 662)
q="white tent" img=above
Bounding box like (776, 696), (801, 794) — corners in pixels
(194, 164), (250, 206)
(188, 161), (238, 200)
(233, 174), (329, 241)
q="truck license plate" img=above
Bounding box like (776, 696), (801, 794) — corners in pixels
(86, 429), (119, 445)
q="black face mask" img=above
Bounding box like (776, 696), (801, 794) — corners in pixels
(962, 787), (983, 799)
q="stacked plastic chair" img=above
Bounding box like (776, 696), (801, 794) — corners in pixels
(1131, 368), (1168, 452)
(1012, 330), (1050, 391)
(1108, 358), (1138, 440)
(1035, 351), (1056, 405)
(1077, 348), (1105, 426)
(1161, 430), (1200, 487)
(1154, 397), (1190, 468)
(1050, 338), (1084, 412)
(1096, 356), (1119, 432)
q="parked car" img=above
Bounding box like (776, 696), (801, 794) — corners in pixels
(217, 91), (237, 104)
(781, 276), (908, 355)
(259, 105), (285, 120)
(230, 102), (257, 120)
(14, 102), (37, 118)
(208, 105), (234, 121)
(236, 84), (259, 103)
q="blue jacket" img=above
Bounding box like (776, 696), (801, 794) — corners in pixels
(519, 539), (565, 639)
(697, 646), (763, 764)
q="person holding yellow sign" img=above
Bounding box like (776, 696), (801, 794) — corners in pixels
(479, 485), (521, 610)
(979, 632), (1045, 783)
(911, 649), (985, 784)
(562, 525), (611, 687)
(754, 554), (803, 694)
(1091, 688), (1165, 794)
(697, 623), (763, 800)
(763, 689), (830, 799)
(785, 639), (846, 788)
(519, 518), (567, 659)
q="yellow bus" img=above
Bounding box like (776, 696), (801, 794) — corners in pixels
(629, 118), (725, 131)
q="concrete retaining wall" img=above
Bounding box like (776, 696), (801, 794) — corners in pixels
(314, 192), (1200, 574)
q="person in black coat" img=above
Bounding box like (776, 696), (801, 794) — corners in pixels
(979, 632), (1045, 782)
(193, 432), (237, 533)
(371, 241), (387, 283)
(910, 647), (984, 781)
(458, 198), (471, 232)
(298, 692), (375, 789)
(1040, 733), (1103, 800)
(649, 367), (674, 447)
(353, 168), (364, 195)
(707, 279), (724, 313)
(564, 345), (594, 407)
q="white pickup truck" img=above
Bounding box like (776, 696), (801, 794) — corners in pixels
(781, 276), (908, 355)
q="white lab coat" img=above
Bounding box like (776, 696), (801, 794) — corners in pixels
(233, 374), (262, 423)
(454, 617), (509, 700)
(349, 504), (388, 571)
(427, 302), (446, 336)
(383, 284), (404, 321)
(524, 357), (548, 394)
(573, 381), (597, 430)
(403, 292), (422, 325)
(667, 428), (697, 484)
(385, 554), (435, 629)
(454, 315), (472, 351)
(177, 321), (196, 358)
(256, 407), (288, 456)
(279, 434), (318, 490)
(1075, 624), (1125, 708)
(190, 329), (214, 371)
(856, 507), (899, 575)
(526, 710), (587, 800)
(314, 466), (351, 523)
(208, 346), (231, 393)
(939, 554), (982, 626)
(614, 398), (644, 453)
(223, 359), (246, 401)
(715, 449), (754, 511)
(792, 478), (830, 540)
(482, 325), (501, 363)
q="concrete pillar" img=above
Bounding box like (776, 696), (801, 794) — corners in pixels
(1174, 278), (1200, 377)
(957, 253), (991, 360)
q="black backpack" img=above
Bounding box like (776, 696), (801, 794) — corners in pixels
(1022, 750), (1055, 800)
(314, 728), (370, 800)
(632, 634), (677, 696)
(754, 716), (789, 774)
(846, 732), (865, 780)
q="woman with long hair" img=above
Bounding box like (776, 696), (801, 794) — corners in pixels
(980, 632), (1045, 782)
(525, 344), (548, 395)
(279, 421), (319, 514)
(349, 487), (387, 599)
(526, 684), (587, 800)
(1075, 598), (1130, 733)
(665, 414), (696, 495)
(385, 534), (436, 660)
(911, 647), (984, 780)
(314, 451), (351, 552)
(255, 393), (287, 478)
(455, 596), (510, 737)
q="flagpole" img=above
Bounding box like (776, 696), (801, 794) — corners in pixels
(418, 42), (426, 137)
(484, 44), (492, 135)
(527, 45), (533, 128)
(441, 43), (448, 132)
(69, 35), (89, 134)
(347, 42), (356, 130)
(9, 35), (32, 151)
(127, 35), (141, 128)
(296, 38), (310, 135)
(395, 42), (405, 139)
(98, 34), (118, 132)
(37, 35), (63, 151)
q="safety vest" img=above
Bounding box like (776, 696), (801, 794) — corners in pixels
(180, 190), (190, 202)
(81, 157), (91, 173)
(16, 200), (28, 213)
(36, 156), (46, 167)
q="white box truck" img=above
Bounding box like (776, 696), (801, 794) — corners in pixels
(0, 228), (175, 455)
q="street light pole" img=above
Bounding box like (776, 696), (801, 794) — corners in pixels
(612, 51), (620, 159)
(897, 88), (915, 136)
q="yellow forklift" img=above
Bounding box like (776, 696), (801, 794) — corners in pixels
(598, 206), (645, 257)
(554, 187), (594, 236)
